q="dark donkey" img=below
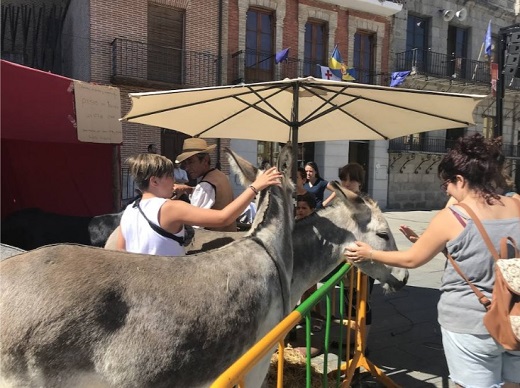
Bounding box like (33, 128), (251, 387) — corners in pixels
(0, 146), (296, 388)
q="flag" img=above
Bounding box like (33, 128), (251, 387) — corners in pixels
(275, 48), (290, 64)
(484, 20), (492, 57)
(390, 71), (411, 87)
(318, 65), (341, 81)
(329, 45), (356, 81)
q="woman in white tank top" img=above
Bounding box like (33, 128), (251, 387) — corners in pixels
(117, 153), (282, 256)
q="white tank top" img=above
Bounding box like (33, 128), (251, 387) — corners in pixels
(120, 197), (185, 256)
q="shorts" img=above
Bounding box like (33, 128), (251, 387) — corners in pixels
(441, 327), (520, 387)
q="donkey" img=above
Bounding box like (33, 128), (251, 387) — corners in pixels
(181, 184), (408, 307)
(0, 146), (296, 388)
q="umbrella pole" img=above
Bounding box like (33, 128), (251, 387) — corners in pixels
(291, 82), (299, 183)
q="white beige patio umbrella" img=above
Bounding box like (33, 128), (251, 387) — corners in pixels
(123, 77), (485, 167)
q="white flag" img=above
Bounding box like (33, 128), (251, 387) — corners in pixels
(317, 65), (341, 81)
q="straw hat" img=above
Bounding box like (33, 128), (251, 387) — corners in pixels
(175, 138), (216, 163)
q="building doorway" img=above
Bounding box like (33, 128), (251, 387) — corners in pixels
(161, 129), (190, 162)
(349, 141), (369, 192)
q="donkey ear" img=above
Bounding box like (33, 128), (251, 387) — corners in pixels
(225, 147), (258, 186)
(329, 181), (372, 224)
(277, 144), (293, 174)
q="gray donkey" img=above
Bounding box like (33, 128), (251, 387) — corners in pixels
(185, 186), (409, 309)
(0, 146), (296, 388)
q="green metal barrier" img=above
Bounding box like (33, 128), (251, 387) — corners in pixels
(212, 262), (353, 388)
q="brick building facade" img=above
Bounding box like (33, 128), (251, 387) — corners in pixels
(3, 0), (519, 209)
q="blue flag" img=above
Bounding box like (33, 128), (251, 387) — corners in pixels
(484, 20), (492, 57)
(275, 48), (290, 64)
(390, 71), (411, 87)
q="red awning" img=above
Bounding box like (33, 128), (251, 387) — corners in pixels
(1, 61), (117, 217)
(1, 60), (78, 143)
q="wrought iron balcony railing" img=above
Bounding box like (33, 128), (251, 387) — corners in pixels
(111, 38), (220, 88)
(230, 49), (389, 86)
(389, 136), (520, 158)
(395, 49), (520, 90)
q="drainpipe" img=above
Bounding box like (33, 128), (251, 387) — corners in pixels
(216, 0), (223, 169)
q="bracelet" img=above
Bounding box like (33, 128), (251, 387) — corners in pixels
(249, 185), (259, 195)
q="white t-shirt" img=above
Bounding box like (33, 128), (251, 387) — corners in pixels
(189, 181), (216, 209)
(120, 197), (185, 256)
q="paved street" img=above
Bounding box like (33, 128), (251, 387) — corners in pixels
(366, 210), (453, 387)
(288, 209), (453, 387)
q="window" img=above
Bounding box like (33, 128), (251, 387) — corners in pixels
(354, 31), (375, 84)
(147, 3), (184, 84)
(245, 8), (274, 82)
(304, 20), (327, 77)
(446, 128), (465, 149)
(447, 26), (468, 78)
(406, 16), (428, 73)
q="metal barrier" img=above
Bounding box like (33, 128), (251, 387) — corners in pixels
(211, 263), (400, 388)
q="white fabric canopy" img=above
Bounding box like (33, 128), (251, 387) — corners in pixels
(123, 77), (485, 143)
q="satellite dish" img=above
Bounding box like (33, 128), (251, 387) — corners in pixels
(456, 8), (468, 21)
(440, 9), (455, 22)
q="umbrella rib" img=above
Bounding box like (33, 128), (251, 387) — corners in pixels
(124, 85), (289, 121)
(193, 85), (294, 137)
(298, 83), (472, 127)
(298, 84), (350, 124)
(340, 92), (473, 125)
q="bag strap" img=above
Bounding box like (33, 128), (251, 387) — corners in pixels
(133, 197), (185, 245)
(446, 203), (497, 309)
(446, 251), (491, 309)
(500, 236), (519, 258)
(453, 203), (500, 260)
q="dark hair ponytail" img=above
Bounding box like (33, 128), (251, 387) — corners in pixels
(438, 133), (501, 204)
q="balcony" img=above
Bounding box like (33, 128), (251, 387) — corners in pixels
(111, 38), (220, 89)
(318, 0), (403, 17)
(389, 136), (520, 158)
(230, 49), (389, 86)
(395, 49), (520, 90)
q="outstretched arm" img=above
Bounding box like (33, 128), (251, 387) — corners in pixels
(345, 208), (460, 268)
(163, 167), (283, 230)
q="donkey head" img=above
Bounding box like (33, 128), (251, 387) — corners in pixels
(225, 144), (294, 234)
(327, 181), (409, 292)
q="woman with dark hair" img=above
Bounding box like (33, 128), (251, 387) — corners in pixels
(303, 161), (330, 208)
(346, 133), (520, 388)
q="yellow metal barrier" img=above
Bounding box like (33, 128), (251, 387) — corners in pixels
(211, 263), (400, 388)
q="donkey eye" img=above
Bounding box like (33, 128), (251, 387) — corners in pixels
(376, 232), (389, 240)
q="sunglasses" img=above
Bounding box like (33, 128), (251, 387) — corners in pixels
(440, 178), (452, 192)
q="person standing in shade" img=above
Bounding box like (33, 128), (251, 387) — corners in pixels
(175, 138), (237, 232)
(173, 159), (189, 184)
(304, 161), (330, 208)
(295, 167), (308, 196)
(147, 144), (158, 154)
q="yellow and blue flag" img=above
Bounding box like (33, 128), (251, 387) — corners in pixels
(329, 45), (355, 81)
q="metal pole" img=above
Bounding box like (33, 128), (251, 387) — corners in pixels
(291, 82), (299, 183)
(495, 28), (506, 137)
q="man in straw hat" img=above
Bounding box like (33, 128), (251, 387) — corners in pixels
(175, 138), (236, 232)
